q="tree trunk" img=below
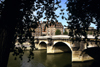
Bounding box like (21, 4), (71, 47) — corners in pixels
(0, 28), (15, 67)
(0, 0), (20, 67)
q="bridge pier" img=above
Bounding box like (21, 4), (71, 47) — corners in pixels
(47, 46), (54, 53)
(35, 43), (39, 49)
(72, 41), (94, 62)
(47, 46), (94, 62)
(72, 51), (93, 62)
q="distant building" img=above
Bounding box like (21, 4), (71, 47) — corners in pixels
(32, 21), (63, 36)
(41, 21), (47, 36)
(47, 22), (56, 36)
(32, 22), (42, 36)
(46, 22), (63, 36)
(64, 27), (95, 35)
(55, 22), (63, 35)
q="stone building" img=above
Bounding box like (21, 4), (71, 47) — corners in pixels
(47, 22), (56, 36)
(41, 21), (47, 36)
(32, 21), (63, 36)
(32, 23), (42, 36)
(64, 27), (95, 35)
(55, 22), (63, 35)
(46, 22), (63, 36)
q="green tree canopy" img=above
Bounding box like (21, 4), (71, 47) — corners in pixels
(55, 29), (61, 35)
(63, 30), (68, 35)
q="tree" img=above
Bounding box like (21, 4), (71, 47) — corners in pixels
(89, 31), (93, 35)
(66, 0), (100, 45)
(55, 29), (61, 35)
(0, 0), (61, 67)
(63, 30), (68, 35)
(0, 0), (22, 67)
(65, 0), (100, 61)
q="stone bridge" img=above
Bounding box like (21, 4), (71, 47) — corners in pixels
(34, 35), (100, 62)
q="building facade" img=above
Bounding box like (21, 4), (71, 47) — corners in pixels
(55, 22), (63, 35)
(32, 24), (42, 36)
(47, 22), (56, 36)
(64, 27), (95, 35)
(41, 21), (47, 36)
(32, 21), (63, 36)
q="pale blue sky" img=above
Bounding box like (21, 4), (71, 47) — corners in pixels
(39, 0), (68, 27)
(39, 0), (96, 29)
(0, 0), (97, 29)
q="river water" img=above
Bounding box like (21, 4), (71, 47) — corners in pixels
(7, 50), (99, 67)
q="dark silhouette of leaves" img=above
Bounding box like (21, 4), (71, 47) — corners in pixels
(0, 0), (62, 65)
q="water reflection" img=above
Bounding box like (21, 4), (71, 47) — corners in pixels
(45, 53), (71, 67)
(72, 61), (93, 67)
(7, 50), (98, 67)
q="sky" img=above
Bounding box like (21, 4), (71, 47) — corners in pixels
(38, 0), (97, 29)
(39, 0), (68, 28)
(0, 0), (96, 29)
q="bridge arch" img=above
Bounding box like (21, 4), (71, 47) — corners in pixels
(53, 41), (72, 51)
(52, 42), (72, 53)
(38, 41), (48, 49)
(39, 41), (48, 45)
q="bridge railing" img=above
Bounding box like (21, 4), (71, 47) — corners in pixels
(34, 35), (100, 40)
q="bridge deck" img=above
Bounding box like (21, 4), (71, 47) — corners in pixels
(35, 35), (100, 40)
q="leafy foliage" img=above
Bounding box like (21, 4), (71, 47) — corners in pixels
(0, 0), (62, 63)
(14, 0), (62, 62)
(66, 0), (100, 45)
(63, 30), (68, 35)
(89, 31), (93, 35)
(14, 0), (62, 45)
(55, 29), (61, 35)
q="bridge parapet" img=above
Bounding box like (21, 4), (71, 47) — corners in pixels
(34, 35), (100, 40)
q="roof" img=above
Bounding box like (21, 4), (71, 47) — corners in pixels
(36, 21), (63, 28)
(55, 22), (63, 28)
